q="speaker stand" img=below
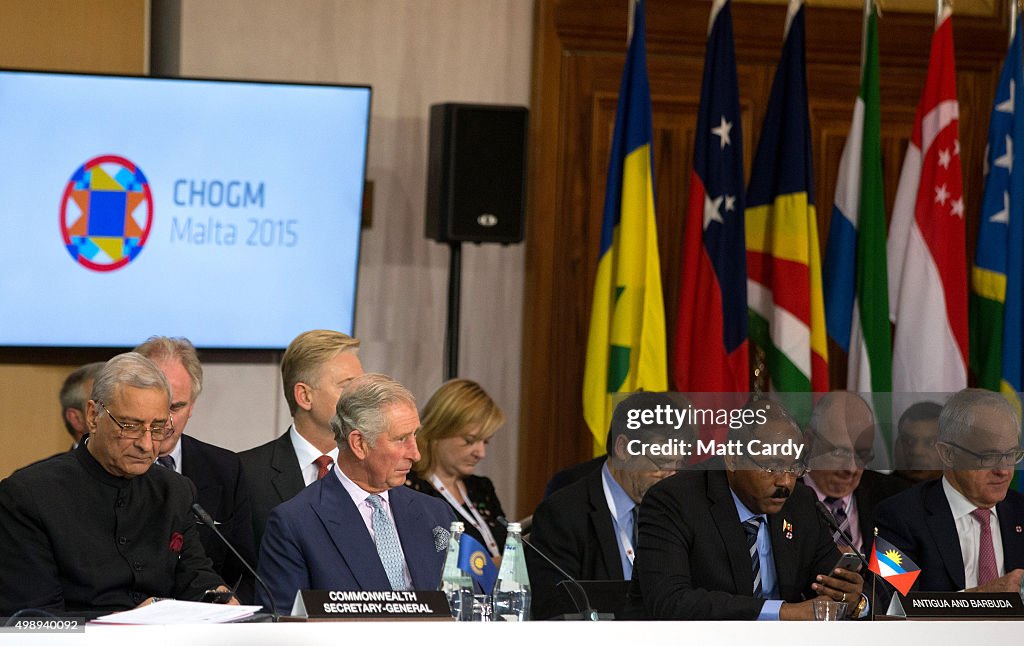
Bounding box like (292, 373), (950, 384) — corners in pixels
(444, 241), (462, 380)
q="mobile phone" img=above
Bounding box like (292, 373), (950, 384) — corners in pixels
(200, 589), (235, 604)
(832, 552), (863, 573)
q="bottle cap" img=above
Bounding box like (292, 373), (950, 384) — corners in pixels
(450, 521), (465, 532)
(507, 522), (522, 533)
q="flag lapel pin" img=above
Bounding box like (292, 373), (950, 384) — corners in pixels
(782, 519), (794, 540)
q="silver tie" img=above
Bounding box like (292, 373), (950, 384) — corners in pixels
(366, 494), (407, 590)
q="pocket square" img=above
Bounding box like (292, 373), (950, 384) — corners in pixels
(433, 525), (451, 552)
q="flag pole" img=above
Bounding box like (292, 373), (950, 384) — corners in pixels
(1011, 0), (1019, 44)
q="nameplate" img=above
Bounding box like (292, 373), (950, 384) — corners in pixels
(887, 592), (1024, 619)
(288, 590), (452, 621)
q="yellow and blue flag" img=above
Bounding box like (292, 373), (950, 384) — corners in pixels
(971, 16), (1023, 402)
(583, 0), (667, 453)
(458, 533), (497, 592)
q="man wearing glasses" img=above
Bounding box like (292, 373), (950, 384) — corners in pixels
(0, 353), (231, 616)
(626, 401), (865, 620)
(875, 388), (1024, 593)
(802, 391), (908, 554)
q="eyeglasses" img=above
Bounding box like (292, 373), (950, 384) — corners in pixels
(809, 431), (874, 467)
(941, 442), (1024, 469)
(745, 455), (808, 477)
(99, 401), (173, 440)
(640, 453), (687, 472)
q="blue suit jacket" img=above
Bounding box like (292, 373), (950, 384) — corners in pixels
(256, 467), (456, 613)
(875, 478), (1024, 592)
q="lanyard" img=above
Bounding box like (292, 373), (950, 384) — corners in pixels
(429, 474), (501, 559)
(600, 470), (636, 566)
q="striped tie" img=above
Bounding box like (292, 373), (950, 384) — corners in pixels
(366, 494), (407, 591)
(743, 517), (763, 598)
(824, 496), (850, 545)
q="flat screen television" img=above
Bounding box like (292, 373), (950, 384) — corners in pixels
(0, 70), (371, 350)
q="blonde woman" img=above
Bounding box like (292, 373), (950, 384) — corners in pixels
(406, 379), (506, 562)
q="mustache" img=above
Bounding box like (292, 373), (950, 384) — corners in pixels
(770, 486), (791, 498)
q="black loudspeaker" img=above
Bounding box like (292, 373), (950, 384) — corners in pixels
(425, 103), (528, 244)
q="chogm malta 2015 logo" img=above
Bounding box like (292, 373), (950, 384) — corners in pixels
(60, 155), (153, 272)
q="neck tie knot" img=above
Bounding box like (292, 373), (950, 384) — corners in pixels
(156, 455), (176, 471)
(314, 455), (334, 480)
(970, 507), (992, 524)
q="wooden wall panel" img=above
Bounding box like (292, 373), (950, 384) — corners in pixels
(518, 0), (1008, 516)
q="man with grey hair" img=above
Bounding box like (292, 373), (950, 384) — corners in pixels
(0, 353), (232, 615)
(257, 373), (454, 612)
(801, 391), (907, 554)
(134, 336), (255, 601)
(876, 388), (1024, 593)
(59, 361), (105, 449)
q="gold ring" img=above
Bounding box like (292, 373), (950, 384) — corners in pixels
(841, 592), (847, 603)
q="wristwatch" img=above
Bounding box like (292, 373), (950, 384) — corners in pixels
(850, 594), (868, 618)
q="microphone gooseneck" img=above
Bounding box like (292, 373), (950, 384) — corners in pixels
(814, 500), (872, 572)
(191, 503), (280, 622)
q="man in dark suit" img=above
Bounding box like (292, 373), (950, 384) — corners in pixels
(875, 389), (1024, 594)
(802, 391), (908, 553)
(0, 353), (231, 615)
(58, 362), (104, 450)
(626, 401), (865, 620)
(258, 373), (454, 613)
(528, 392), (689, 618)
(240, 330), (364, 550)
(135, 336), (256, 600)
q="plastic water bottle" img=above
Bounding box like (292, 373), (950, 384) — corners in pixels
(492, 521), (531, 621)
(439, 521), (474, 621)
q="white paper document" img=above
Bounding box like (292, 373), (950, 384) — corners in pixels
(90, 600), (263, 624)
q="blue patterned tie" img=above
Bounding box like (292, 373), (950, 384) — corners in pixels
(743, 517), (763, 598)
(366, 494), (407, 590)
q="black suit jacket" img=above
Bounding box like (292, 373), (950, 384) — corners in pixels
(542, 456), (606, 499)
(239, 430), (305, 552)
(874, 478), (1024, 592)
(528, 466), (624, 619)
(178, 434), (256, 601)
(625, 468), (840, 620)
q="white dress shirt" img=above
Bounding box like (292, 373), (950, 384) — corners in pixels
(289, 424), (339, 487)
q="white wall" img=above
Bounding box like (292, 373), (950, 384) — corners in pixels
(171, 0), (533, 514)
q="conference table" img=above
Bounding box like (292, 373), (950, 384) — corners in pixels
(7, 619), (1021, 644)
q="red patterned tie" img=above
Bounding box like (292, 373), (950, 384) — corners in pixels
(970, 508), (998, 587)
(314, 455), (334, 480)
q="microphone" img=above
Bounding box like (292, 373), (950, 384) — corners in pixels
(814, 500), (872, 572)
(191, 503), (279, 622)
(496, 516), (600, 621)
